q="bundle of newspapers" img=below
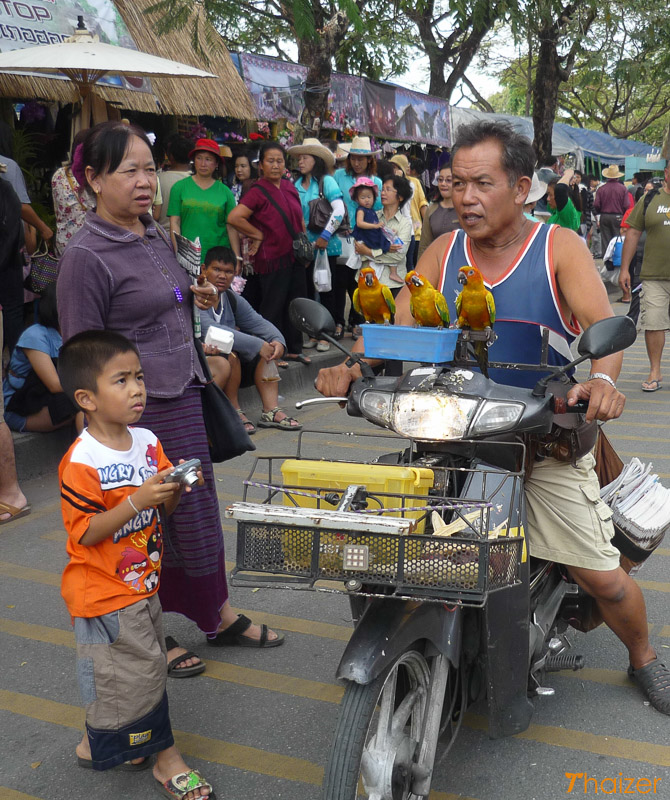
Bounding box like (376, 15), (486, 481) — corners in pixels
(600, 458), (670, 551)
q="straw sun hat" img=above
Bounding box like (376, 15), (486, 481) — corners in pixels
(287, 138), (335, 168)
(602, 165), (624, 179)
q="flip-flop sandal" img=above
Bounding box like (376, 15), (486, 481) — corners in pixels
(628, 658), (670, 715)
(0, 502), (31, 525)
(78, 755), (152, 771)
(206, 613), (285, 648)
(165, 635), (206, 678)
(156, 769), (216, 799)
(257, 407), (302, 431)
(285, 353), (312, 365)
(235, 408), (256, 435)
(641, 380), (662, 392)
(277, 360), (289, 369)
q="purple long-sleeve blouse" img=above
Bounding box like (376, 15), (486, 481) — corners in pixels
(57, 211), (205, 399)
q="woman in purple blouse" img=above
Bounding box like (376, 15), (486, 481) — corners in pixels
(57, 123), (284, 677)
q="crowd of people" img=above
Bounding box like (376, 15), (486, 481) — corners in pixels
(1, 115), (669, 798)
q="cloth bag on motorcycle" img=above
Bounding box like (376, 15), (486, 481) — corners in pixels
(531, 379), (597, 467)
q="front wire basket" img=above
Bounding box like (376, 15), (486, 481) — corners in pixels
(229, 437), (525, 606)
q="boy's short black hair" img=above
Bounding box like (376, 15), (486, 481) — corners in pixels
(58, 330), (139, 408)
(204, 246), (236, 267)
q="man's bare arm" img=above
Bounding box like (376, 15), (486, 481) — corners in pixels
(552, 227), (626, 421)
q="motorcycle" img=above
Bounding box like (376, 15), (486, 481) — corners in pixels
(227, 300), (638, 800)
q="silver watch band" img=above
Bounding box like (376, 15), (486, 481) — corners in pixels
(586, 372), (616, 389)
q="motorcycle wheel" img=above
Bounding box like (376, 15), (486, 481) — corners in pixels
(322, 648), (440, 800)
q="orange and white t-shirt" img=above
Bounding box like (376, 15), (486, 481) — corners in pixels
(60, 427), (172, 618)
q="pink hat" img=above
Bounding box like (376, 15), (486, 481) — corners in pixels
(349, 175), (378, 200)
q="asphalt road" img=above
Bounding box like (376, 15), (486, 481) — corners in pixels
(1, 312), (669, 800)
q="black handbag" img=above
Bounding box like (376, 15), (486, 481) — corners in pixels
(255, 183), (314, 266)
(308, 177), (351, 236)
(193, 337), (256, 463)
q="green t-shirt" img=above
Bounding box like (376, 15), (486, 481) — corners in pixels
(547, 198), (581, 232)
(625, 189), (670, 280)
(167, 177), (236, 262)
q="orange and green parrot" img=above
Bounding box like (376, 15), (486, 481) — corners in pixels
(455, 265), (496, 377)
(405, 271), (450, 328)
(353, 267), (395, 324)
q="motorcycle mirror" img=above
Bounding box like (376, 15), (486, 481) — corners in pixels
(532, 315), (636, 397)
(577, 315), (637, 360)
(289, 298), (336, 339)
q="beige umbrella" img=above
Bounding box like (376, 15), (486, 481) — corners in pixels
(0, 17), (217, 130)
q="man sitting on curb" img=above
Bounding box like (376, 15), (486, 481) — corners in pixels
(200, 246), (301, 432)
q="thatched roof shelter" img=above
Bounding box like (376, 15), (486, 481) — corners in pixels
(0, 0), (255, 119)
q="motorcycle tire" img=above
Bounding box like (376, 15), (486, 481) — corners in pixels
(322, 648), (443, 800)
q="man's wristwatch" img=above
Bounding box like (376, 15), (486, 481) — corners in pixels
(586, 373), (616, 389)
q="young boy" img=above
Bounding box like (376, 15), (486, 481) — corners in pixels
(200, 246), (301, 432)
(57, 330), (215, 800)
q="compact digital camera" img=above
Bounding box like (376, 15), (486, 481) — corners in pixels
(164, 458), (202, 488)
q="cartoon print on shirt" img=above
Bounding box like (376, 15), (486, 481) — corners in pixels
(139, 443), (160, 482)
(116, 547), (149, 591)
(146, 527), (163, 566)
(144, 570), (159, 592)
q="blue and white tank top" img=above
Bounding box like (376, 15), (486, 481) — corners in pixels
(438, 223), (580, 388)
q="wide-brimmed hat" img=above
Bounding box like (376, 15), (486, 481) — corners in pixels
(602, 164), (624, 179)
(348, 135), (381, 156)
(287, 137), (335, 168)
(219, 144), (233, 159)
(390, 154), (410, 175)
(335, 142), (351, 160)
(189, 138), (221, 161)
(526, 173), (548, 205)
(349, 175), (378, 200)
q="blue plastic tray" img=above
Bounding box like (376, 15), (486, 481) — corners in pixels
(362, 325), (460, 363)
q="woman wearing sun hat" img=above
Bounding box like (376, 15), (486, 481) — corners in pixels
(334, 136), (382, 338)
(167, 137), (240, 263)
(288, 138), (346, 348)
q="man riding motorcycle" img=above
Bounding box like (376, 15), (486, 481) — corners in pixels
(316, 120), (670, 716)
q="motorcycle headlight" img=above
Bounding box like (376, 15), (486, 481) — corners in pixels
(359, 390), (394, 427)
(469, 400), (524, 436)
(392, 393), (480, 440)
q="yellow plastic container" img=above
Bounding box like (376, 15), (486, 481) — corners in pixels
(280, 460), (434, 572)
(280, 460), (434, 532)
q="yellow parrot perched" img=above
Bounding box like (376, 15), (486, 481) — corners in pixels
(353, 267), (395, 324)
(405, 271), (450, 328)
(455, 265), (496, 377)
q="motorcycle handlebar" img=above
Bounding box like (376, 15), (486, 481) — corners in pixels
(551, 396), (590, 415)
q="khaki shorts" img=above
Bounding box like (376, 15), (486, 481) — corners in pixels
(524, 452), (620, 572)
(74, 593), (173, 769)
(640, 280), (670, 331)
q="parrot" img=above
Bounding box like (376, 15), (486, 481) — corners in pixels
(353, 267), (395, 324)
(405, 271), (450, 328)
(455, 265), (496, 377)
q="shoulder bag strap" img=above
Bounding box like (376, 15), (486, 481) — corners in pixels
(255, 183), (298, 238)
(64, 168), (88, 211)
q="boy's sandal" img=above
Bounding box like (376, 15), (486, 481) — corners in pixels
(0, 501), (31, 525)
(628, 658), (670, 715)
(236, 408), (256, 435)
(165, 635), (206, 679)
(156, 769), (216, 799)
(78, 755), (152, 771)
(206, 613), (285, 648)
(257, 407), (302, 430)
